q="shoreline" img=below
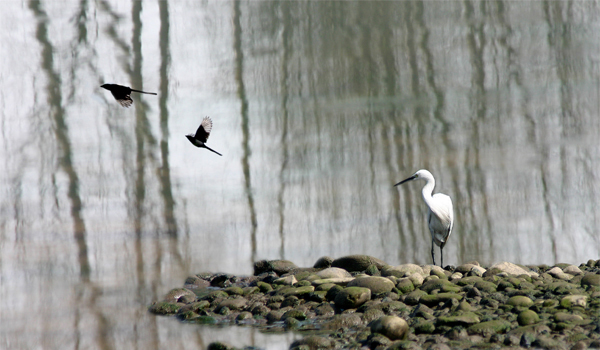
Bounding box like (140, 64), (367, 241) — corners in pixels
(150, 255), (600, 350)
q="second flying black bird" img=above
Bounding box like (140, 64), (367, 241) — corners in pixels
(186, 116), (222, 156)
(101, 83), (157, 108)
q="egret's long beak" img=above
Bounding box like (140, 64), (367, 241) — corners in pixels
(394, 174), (417, 187)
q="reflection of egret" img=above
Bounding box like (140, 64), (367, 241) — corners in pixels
(395, 169), (454, 267)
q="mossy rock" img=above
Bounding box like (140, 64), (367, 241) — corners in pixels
(224, 286), (244, 296)
(323, 314), (363, 330)
(284, 285), (316, 298)
(507, 295), (534, 307)
(369, 316), (409, 341)
(474, 280), (497, 293)
(203, 290), (229, 302)
(148, 301), (182, 315)
(419, 293), (462, 306)
(560, 295), (587, 309)
(334, 286), (371, 309)
(455, 276), (483, 286)
(396, 278), (415, 294)
(403, 289), (427, 305)
(581, 273), (600, 287)
(331, 255), (387, 272)
(347, 276), (395, 295)
(242, 286), (260, 296)
(468, 320), (512, 335)
(437, 312), (480, 326)
(164, 288), (196, 303)
(256, 281), (273, 293)
(420, 279), (461, 293)
(517, 310), (540, 326)
(413, 319), (436, 334)
(282, 309), (307, 321)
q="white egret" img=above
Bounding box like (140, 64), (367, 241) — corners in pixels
(394, 169), (454, 267)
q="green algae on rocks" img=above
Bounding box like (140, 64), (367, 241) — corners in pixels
(149, 255), (600, 349)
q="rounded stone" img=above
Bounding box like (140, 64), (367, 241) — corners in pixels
(164, 288), (196, 303)
(581, 273), (600, 287)
(517, 310), (540, 326)
(507, 295), (534, 307)
(381, 264), (424, 278)
(369, 315), (409, 340)
(254, 259), (298, 275)
(216, 297), (247, 312)
(560, 295), (588, 309)
(396, 278), (415, 294)
(313, 256), (334, 269)
(489, 262), (539, 277)
(347, 276), (395, 295)
(331, 255), (387, 272)
(316, 267), (353, 279)
(334, 287), (371, 309)
(290, 335), (336, 349)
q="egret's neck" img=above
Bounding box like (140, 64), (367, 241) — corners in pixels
(421, 179), (435, 206)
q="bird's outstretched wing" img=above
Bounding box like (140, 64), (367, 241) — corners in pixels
(194, 116), (213, 142)
(115, 94), (133, 108)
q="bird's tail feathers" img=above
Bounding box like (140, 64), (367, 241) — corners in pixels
(131, 89), (157, 95)
(204, 145), (223, 156)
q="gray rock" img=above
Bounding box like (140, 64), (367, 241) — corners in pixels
(313, 256), (333, 269)
(347, 276), (395, 295)
(334, 286), (371, 309)
(274, 275), (297, 285)
(547, 267), (574, 281)
(381, 264), (424, 278)
(312, 277), (354, 286)
(254, 259), (298, 275)
(331, 255), (387, 272)
(323, 314), (363, 329)
(369, 316), (409, 340)
(216, 297), (247, 312)
(290, 335), (337, 350)
(316, 267), (353, 279)
(563, 265), (583, 276)
(163, 288), (196, 303)
(489, 262), (539, 277)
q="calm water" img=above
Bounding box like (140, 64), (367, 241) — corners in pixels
(1, 1), (599, 349)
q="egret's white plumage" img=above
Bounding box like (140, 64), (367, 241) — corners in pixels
(395, 169), (454, 267)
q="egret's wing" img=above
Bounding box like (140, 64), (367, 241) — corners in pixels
(428, 193), (454, 246)
(194, 116), (213, 143)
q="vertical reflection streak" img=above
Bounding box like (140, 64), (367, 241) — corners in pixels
(463, 0), (494, 263)
(277, 3), (290, 259)
(158, 1), (177, 237)
(233, 0), (258, 263)
(27, 1), (108, 349)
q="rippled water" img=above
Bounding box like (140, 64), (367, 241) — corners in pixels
(1, 1), (600, 349)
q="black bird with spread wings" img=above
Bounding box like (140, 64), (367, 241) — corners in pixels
(186, 116), (222, 156)
(100, 83), (157, 108)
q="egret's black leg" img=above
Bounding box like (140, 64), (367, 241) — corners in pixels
(431, 239), (435, 266)
(440, 247), (444, 267)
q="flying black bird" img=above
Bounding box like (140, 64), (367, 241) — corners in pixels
(100, 83), (157, 108)
(186, 116), (222, 156)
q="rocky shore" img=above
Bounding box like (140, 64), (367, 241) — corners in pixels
(149, 255), (600, 350)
